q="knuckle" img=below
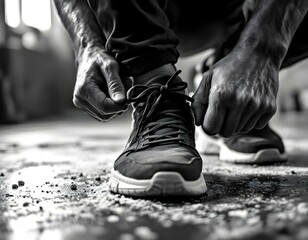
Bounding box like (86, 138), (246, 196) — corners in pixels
(208, 94), (222, 111)
(72, 94), (81, 108)
(269, 102), (277, 113)
(259, 99), (277, 114)
(103, 59), (118, 72)
(250, 100), (260, 111)
(213, 87), (224, 98)
(216, 89), (236, 105)
(237, 95), (250, 107)
(212, 88), (226, 103)
(79, 83), (93, 98)
(78, 86), (87, 98)
(260, 101), (267, 110)
(259, 99), (271, 110)
(73, 88), (82, 98)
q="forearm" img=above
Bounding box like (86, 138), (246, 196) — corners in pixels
(53, 0), (105, 61)
(236, 0), (308, 67)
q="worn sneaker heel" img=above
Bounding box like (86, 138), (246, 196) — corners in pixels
(196, 125), (287, 164)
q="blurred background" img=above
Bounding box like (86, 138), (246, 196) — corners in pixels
(0, 0), (308, 125)
(0, 0), (75, 124)
(0, 2), (308, 239)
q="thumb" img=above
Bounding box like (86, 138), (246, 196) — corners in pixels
(192, 71), (212, 126)
(100, 59), (126, 104)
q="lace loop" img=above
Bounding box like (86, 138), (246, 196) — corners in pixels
(126, 70), (193, 148)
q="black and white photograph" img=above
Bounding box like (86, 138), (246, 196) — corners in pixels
(1, 0), (308, 239)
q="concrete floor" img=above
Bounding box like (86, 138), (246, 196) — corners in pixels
(0, 110), (308, 240)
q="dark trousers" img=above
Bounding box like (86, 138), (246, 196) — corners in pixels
(87, 0), (308, 76)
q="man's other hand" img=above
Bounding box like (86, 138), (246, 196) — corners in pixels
(192, 48), (279, 138)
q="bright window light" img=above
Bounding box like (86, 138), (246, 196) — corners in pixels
(5, 0), (21, 28)
(22, 0), (51, 31)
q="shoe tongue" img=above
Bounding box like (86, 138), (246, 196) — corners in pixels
(132, 72), (189, 138)
(147, 98), (188, 136)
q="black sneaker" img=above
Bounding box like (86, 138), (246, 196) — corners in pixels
(108, 71), (207, 197)
(196, 125), (287, 164)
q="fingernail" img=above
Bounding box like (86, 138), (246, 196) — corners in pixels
(113, 92), (125, 102)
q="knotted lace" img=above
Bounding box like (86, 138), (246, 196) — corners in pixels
(126, 70), (194, 148)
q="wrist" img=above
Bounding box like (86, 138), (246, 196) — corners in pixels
(235, 32), (287, 69)
(234, 0), (308, 69)
(75, 40), (105, 65)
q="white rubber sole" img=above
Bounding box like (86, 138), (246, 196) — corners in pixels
(219, 145), (287, 164)
(108, 169), (207, 197)
(195, 128), (287, 164)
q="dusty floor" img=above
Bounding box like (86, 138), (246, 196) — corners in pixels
(0, 110), (308, 240)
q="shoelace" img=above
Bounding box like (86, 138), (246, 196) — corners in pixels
(126, 70), (193, 148)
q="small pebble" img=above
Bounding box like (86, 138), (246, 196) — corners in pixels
(161, 220), (173, 228)
(95, 176), (101, 181)
(119, 233), (135, 240)
(291, 171), (297, 175)
(39, 206), (44, 211)
(71, 176), (77, 180)
(228, 209), (249, 219)
(23, 202), (29, 207)
(12, 184), (19, 190)
(106, 215), (120, 223)
(125, 216), (137, 222)
(79, 173), (84, 177)
(134, 226), (158, 240)
(18, 180), (25, 187)
(71, 184), (77, 190)
(0, 173), (4, 177)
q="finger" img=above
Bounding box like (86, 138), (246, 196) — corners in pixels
(87, 82), (129, 114)
(255, 109), (276, 130)
(202, 95), (226, 136)
(235, 100), (259, 133)
(240, 111), (264, 133)
(74, 95), (116, 122)
(192, 71), (212, 125)
(220, 108), (244, 138)
(191, 101), (207, 126)
(98, 59), (126, 104)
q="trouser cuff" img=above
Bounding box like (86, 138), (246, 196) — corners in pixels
(122, 49), (178, 76)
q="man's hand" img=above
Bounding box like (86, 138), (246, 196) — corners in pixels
(192, 48), (279, 138)
(73, 45), (128, 121)
(192, 0), (308, 138)
(52, 0), (128, 121)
